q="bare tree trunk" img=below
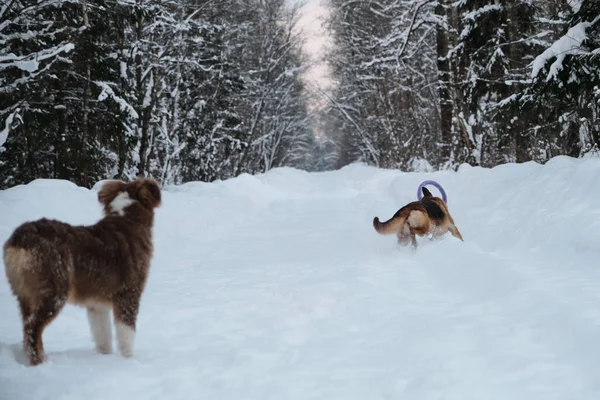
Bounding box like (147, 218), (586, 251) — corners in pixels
(81, 2), (91, 186)
(447, 4), (475, 164)
(138, 96), (152, 177)
(117, 13), (127, 179)
(135, 10), (149, 178)
(435, 1), (452, 160)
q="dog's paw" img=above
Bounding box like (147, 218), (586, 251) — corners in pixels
(116, 322), (135, 358)
(118, 346), (134, 358)
(28, 352), (45, 367)
(96, 344), (113, 355)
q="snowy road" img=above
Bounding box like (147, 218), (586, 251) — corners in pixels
(1, 157), (600, 399)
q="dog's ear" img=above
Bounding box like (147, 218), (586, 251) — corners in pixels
(98, 180), (127, 212)
(136, 179), (162, 209)
(422, 187), (433, 198)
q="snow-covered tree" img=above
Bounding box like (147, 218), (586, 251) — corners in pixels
(514, 0), (600, 159)
(445, 0), (540, 166)
(325, 0), (591, 171)
(0, 1), (76, 153)
(325, 0), (442, 170)
(0, 0), (124, 187)
(0, 0), (314, 189)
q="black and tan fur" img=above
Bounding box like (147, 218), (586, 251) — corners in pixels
(3, 178), (161, 366)
(373, 187), (463, 248)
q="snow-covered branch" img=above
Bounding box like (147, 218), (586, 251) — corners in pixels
(531, 16), (600, 81)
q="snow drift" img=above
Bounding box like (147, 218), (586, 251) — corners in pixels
(1, 156), (600, 399)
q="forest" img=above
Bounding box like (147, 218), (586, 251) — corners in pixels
(324, 0), (600, 170)
(1, 0), (599, 188)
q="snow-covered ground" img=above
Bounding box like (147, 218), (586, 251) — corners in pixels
(1, 156), (600, 399)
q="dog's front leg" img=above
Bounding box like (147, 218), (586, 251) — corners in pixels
(113, 292), (140, 358)
(448, 224), (464, 241)
(87, 305), (113, 354)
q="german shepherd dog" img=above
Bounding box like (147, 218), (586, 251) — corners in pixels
(3, 178), (161, 366)
(373, 187), (463, 248)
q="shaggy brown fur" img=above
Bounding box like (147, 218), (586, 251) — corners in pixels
(3, 178), (161, 366)
(373, 187), (463, 248)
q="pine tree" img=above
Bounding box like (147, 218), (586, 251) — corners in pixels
(442, 1), (539, 166)
(0, 0), (123, 187)
(0, 0), (314, 188)
(515, 0), (600, 159)
(326, 0), (443, 170)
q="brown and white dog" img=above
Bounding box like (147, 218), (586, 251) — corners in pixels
(373, 187), (463, 248)
(3, 178), (161, 366)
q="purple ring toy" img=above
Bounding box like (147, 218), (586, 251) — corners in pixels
(417, 180), (448, 204)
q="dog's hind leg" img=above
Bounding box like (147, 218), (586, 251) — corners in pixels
(396, 223), (411, 246)
(406, 210), (430, 249)
(24, 293), (67, 366)
(17, 297), (32, 353)
(409, 228), (418, 248)
(448, 224), (464, 241)
(87, 305), (113, 354)
(113, 291), (141, 358)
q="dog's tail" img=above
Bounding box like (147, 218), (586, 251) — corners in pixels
(373, 208), (409, 235)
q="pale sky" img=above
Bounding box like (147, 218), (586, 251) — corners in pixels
(292, 0), (334, 111)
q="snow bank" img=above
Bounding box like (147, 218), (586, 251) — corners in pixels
(1, 156), (600, 399)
